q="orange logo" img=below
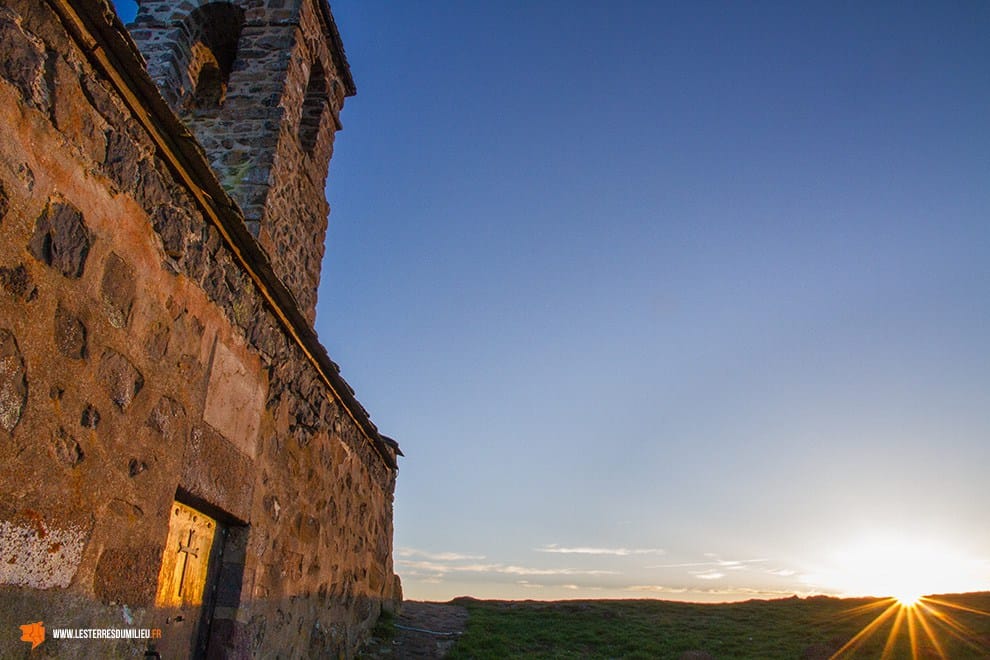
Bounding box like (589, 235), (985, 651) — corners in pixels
(19, 621), (45, 649)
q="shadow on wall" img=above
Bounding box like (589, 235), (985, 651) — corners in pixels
(1, 588), (390, 658)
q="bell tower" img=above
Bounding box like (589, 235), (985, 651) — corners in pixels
(129, 0), (356, 323)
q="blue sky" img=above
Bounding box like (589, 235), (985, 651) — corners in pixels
(114, 1), (990, 602)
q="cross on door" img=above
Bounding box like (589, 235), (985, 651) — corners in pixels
(155, 502), (217, 608)
(176, 528), (200, 598)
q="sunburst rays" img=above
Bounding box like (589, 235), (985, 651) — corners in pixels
(830, 595), (990, 659)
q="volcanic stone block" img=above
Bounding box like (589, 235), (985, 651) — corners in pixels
(128, 458), (147, 477)
(181, 424), (253, 522)
(145, 395), (186, 445)
(263, 494), (281, 521)
(151, 204), (188, 259)
(0, 181), (7, 223)
(104, 131), (142, 193)
(294, 513), (321, 545)
(54, 302), (86, 358)
(49, 54), (107, 164)
(0, 264), (36, 300)
(28, 200), (90, 278)
(100, 252), (135, 328)
(136, 157), (170, 209)
(51, 426), (84, 467)
(93, 545), (161, 606)
(97, 348), (144, 411)
(0, 10), (50, 110)
(0, 329), (27, 432)
(80, 404), (100, 429)
(145, 319), (170, 362)
(80, 74), (125, 127)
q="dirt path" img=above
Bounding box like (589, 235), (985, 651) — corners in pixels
(360, 601), (469, 658)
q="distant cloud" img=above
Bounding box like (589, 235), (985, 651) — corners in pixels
(627, 585), (690, 594)
(397, 547), (486, 561)
(693, 570), (725, 580)
(627, 585), (803, 598)
(766, 568), (796, 577)
(502, 565), (618, 577)
(396, 560), (499, 575)
(395, 558), (618, 578)
(649, 557), (768, 570)
(537, 544), (665, 556)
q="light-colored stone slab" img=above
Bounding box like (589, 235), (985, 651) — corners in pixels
(203, 338), (265, 458)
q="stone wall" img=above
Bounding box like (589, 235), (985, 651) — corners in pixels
(0, 1), (399, 657)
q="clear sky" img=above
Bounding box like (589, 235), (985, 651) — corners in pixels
(114, 1), (990, 603)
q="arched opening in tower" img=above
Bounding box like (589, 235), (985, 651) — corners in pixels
(299, 61), (329, 154)
(183, 2), (245, 114)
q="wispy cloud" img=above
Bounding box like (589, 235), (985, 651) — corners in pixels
(627, 585), (805, 598)
(397, 547), (486, 561)
(502, 565), (619, 577)
(649, 555), (768, 570)
(766, 568), (796, 577)
(627, 585), (690, 594)
(693, 570), (725, 580)
(397, 560), (499, 574)
(396, 559), (619, 578)
(517, 580), (543, 589)
(536, 544), (665, 557)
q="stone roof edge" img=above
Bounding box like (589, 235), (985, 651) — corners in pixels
(49, 0), (398, 469)
(316, 0), (357, 97)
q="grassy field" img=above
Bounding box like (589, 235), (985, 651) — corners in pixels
(444, 592), (990, 659)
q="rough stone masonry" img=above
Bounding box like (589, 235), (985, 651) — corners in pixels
(0, 0), (401, 657)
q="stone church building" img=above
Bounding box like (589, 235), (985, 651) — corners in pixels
(0, 0), (401, 656)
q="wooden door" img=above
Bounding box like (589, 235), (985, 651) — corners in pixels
(155, 501), (221, 658)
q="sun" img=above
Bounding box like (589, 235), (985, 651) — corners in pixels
(893, 590), (922, 608)
(814, 535), (983, 603)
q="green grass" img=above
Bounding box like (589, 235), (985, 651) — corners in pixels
(446, 592), (990, 659)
